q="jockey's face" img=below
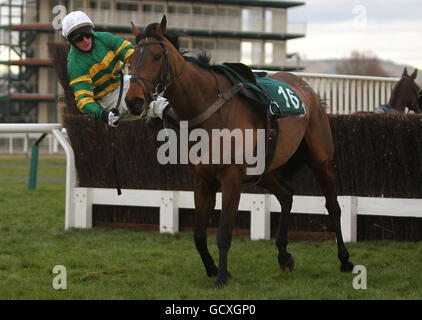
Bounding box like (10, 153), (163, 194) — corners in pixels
(74, 34), (93, 52)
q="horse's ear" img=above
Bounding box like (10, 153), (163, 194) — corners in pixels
(131, 21), (141, 38)
(402, 67), (408, 77)
(157, 15), (167, 35)
(410, 69), (418, 80)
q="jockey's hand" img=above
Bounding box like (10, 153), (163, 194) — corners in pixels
(147, 96), (169, 119)
(101, 109), (120, 127)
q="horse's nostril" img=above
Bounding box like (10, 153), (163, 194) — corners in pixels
(125, 96), (145, 115)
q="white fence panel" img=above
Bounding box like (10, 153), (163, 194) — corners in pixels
(293, 73), (399, 114)
(72, 187), (422, 243)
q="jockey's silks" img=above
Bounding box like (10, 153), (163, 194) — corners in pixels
(67, 32), (134, 119)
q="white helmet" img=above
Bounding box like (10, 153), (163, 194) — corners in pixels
(62, 11), (94, 39)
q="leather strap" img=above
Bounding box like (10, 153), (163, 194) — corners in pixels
(188, 82), (243, 128)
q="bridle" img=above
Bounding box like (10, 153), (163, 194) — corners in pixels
(129, 37), (186, 104)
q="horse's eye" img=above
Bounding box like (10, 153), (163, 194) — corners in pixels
(153, 53), (161, 61)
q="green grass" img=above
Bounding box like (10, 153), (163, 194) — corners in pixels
(0, 155), (421, 299)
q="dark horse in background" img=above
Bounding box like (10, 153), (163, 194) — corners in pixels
(125, 16), (354, 289)
(360, 68), (421, 114)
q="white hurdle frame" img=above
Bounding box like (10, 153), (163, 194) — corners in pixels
(74, 187), (422, 243)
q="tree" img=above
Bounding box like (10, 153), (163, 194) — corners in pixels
(335, 51), (389, 77)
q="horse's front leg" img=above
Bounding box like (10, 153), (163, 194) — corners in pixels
(194, 176), (219, 277)
(215, 168), (242, 289)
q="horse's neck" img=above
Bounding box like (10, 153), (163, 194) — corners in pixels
(165, 63), (217, 122)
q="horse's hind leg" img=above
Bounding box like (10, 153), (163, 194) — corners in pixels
(259, 172), (295, 272)
(194, 176), (219, 277)
(310, 159), (354, 271)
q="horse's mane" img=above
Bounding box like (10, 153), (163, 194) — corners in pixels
(137, 22), (212, 70)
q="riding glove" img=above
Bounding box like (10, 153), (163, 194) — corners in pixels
(147, 96), (169, 119)
(101, 108), (120, 127)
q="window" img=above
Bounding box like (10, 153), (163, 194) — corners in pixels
(218, 7), (239, 17)
(179, 37), (189, 49)
(117, 3), (138, 11)
(168, 5), (190, 15)
(241, 41), (262, 65)
(193, 39), (215, 51)
(265, 10), (272, 32)
(73, 0), (84, 10)
(193, 5), (215, 16)
(143, 4), (152, 12)
(143, 3), (165, 13)
(100, 0), (111, 10)
(265, 42), (273, 64)
(88, 0), (97, 9)
(242, 8), (262, 32)
(89, 0), (110, 10)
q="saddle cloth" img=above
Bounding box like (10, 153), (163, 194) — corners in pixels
(213, 63), (305, 118)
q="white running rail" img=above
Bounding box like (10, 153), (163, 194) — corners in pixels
(0, 123), (75, 229)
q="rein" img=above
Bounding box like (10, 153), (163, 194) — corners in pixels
(110, 61), (127, 196)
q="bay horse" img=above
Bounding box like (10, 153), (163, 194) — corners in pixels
(358, 68), (421, 114)
(125, 16), (354, 289)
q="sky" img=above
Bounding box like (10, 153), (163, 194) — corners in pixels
(287, 0), (422, 69)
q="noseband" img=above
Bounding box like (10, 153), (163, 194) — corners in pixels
(130, 37), (186, 102)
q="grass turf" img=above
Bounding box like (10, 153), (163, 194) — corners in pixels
(0, 156), (421, 299)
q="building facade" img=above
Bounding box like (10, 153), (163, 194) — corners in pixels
(0, 0), (305, 123)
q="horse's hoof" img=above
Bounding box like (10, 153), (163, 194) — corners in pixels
(340, 261), (354, 272)
(214, 276), (229, 289)
(206, 265), (218, 277)
(279, 253), (295, 272)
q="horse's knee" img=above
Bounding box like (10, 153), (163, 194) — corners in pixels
(217, 229), (232, 251)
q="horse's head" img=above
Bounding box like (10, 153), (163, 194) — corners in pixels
(392, 68), (421, 114)
(125, 15), (182, 117)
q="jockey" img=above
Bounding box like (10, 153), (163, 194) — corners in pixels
(62, 11), (170, 127)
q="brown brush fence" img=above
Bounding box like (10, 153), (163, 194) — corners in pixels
(50, 43), (422, 241)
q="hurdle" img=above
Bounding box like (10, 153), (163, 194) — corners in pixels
(2, 123), (421, 242)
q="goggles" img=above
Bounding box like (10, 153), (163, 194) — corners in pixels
(69, 29), (94, 43)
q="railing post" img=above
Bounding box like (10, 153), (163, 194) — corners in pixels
(160, 191), (179, 234)
(73, 187), (92, 228)
(250, 194), (271, 240)
(338, 196), (357, 242)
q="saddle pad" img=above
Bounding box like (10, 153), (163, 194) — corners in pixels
(255, 76), (305, 116)
(214, 64), (305, 117)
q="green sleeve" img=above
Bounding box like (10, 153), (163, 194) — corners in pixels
(68, 63), (105, 119)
